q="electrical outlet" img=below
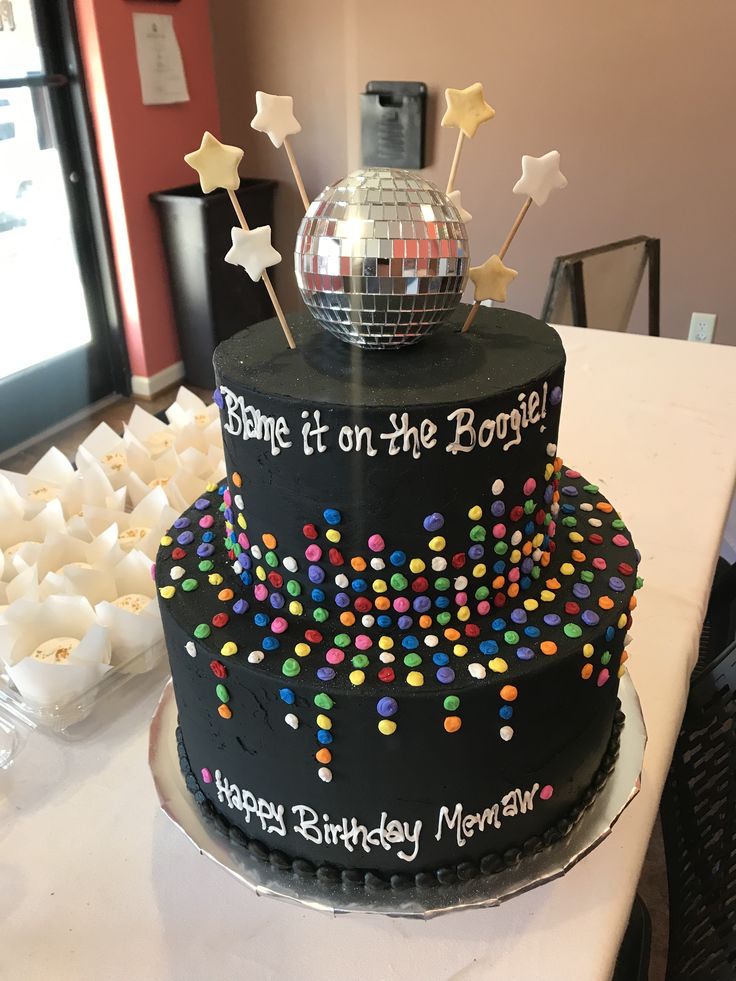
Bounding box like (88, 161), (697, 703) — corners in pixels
(688, 312), (717, 343)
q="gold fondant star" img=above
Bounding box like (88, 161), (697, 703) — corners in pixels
(184, 131), (243, 194)
(469, 254), (518, 303)
(441, 83), (496, 139)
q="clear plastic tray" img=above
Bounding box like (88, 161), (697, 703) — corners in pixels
(0, 639), (168, 766)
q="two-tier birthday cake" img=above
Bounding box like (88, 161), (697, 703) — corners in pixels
(155, 87), (640, 890)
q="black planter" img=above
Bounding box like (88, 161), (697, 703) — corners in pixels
(151, 180), (277, 389)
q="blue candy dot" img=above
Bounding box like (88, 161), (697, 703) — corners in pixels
(377, 615), (392, 628)
(480, 640), (499, 656)
(262, 636), (279, 650)
(311, 588), (325, 603)
(433, 652), (449, 666)
(254, 613), (269, 627)
(499, 705), (513, 720)
(317, 730), (333, 745)
(389, 550), (406, 567)
(323, 508), (342, 526)
(279, 688), (295, 704)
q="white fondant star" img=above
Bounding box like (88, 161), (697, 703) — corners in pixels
(512, 150), (568, 207)
(184, 131), (243, 193)
(224, 225), (281, 282)
(250, 92), (302, 149)
(448, 189), (472, 223)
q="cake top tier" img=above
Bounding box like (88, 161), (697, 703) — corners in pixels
(214, 306), (564, 408)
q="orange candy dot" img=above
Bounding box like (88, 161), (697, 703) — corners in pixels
(540, 552), (551, 567)
(500, 684), (518, 702)
(571, 549), (586, 563)
(351, 556), (367, 572)
(315, 748), (332, 764)
(621, 649), (629, 664)
(541, 641), (557, 656)
(596, 501), (613, 513)
(629, 595), (638, 610)
(232, 472), (242, 488)
(218, 588), (234, 602)
(444, 716), (462, 733)
(581, 664), (593, 680)
(522, 541), (532, 556)
(546, 578), (561, 590)
(262, 532), (277, 549)
(492, 576), (505, 590)
(374, 596), (390, 611)
(444, 628), (461, 642)
(339, 611), (356, 626)
(419, 614), (432, 629)
(507, 582), (519, 598)
(598, 595), (614, 610)
(218, 704), (232, 719)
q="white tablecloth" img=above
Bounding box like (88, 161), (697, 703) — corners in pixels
(2, 327), (736, 981)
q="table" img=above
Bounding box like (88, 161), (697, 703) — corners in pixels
(2, 327), (736, 981)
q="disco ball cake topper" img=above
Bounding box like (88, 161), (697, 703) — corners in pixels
(184, 83), (568, 350)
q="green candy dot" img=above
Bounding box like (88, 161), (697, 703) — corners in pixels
(469, 525), (486, 542)
(436, 611), (451, 626)
(334, 633), (351, 648)
(561, 516), (577, 527)
(531, 566), (541, 580)
(583, 483), (599, 494)
(286, 579), (301, 597)
(198, 560), (214, 572)
(601, 650), (612, 665)
(181, 578), (198, 592)
(215, 684), (230, 703)
(544, 513), (552, 526)
(390, 573), (408, 590)
(265, 550), (278, 567)
(313, 607), (328, 622)
(224, 537), (234, 550)
(611, 519), (625, 530)
(494, 541), (508, 556)
(314, 692), (334, 710)
(580, 570), (595, 583)
(352, 654), (369, 669)
(434, 577), (450, 591)
(475, 586), (490, 601)
(232, 543), (242, 557)
(523, 499), (535, 514)
(403, 652), (422, 668)
(282, 658), (300, 677)
(194, 624), (211, 639)
(564, 623), (583, 639)
(444, 695), (460, 712)
(635, 576), (644, 590)
(219, 502), (226, 512)
(503, 630), (520, 645)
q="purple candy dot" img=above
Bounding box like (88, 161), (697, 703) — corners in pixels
(609, 576), (626, 592)
(544, 485), (554, 504)
(397, 615), (413, 630)
(436, 667), (455, 684)
(213, 388), (224, 409)
(176, 531), (194, 546)
(223, 508), (233, 522)
(468, 544), (485, 560)
(423, 512), (445, 533)
(573, 583), (591, 599)
(269, 593), (285, 609)
(544, 613), (561, 627)
(550, 386), (562, 406)
(197, 543), (215, 557)
(561, 486), (578, 497)
(317, 667), (335, 682)
(173, 517), (190, 530)
(510, 608), (527, 624)
(308, 565), (325, 584)
(582, 610), (600, 626)
(335, 592), (350, 608)
(232, 599), (248, 614)
(239, 554), (252, 570)
(377, 696), (398, 717)
(491, 501), (505, 517)
(521, 557), (534, 574)
(194, 497), (210, 511)
(516, 647), (535, 661)
(413, 596), (431, 613)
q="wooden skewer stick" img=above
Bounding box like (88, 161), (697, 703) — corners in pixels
(461, 196), (533, 335)
(283, 137), (310, 212)
(446, 131), (465, 194)
(227, 188), (296, 350)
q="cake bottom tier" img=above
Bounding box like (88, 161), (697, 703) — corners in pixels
(156, 468), (640, 882)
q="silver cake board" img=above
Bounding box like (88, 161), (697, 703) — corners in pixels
(149, 673), (646, 919)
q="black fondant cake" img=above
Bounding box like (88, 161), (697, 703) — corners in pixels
(156, 305), (640, 886)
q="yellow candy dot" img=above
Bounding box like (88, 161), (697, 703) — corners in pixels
(617, 664), (626, 678)
(409, 558), (425, 573)
(488, 657), (508, 673)
(289, 601), (303, 616)
(237, 513), (247, 529)
(208, 573), (223, 586)
(326, 528), (341, 543)
(540, 590), (555, 602)
(372, 579), (387, 593)
(560, 562), (575, 576)
(160, 535), (173, 547)
(618, 613), (628, 628)
(294, 643), (311, 657)
(569, 532), (584, 544)
(583, 643), (594, 658)
(472, 563), (486, 578)
(544, 463), (554, 480)
(256, 566), (266, 581)
(349, 669), (365, 686)
(532, 533), (544, 548)
(378, 636), (394, 650)
(159, 585), (176, 599)
(205, 483), (217, 493)
(378, 719), (397, 736)
(524, 598), (539, 611)
(509, 549), (521, 564)
(468, 505), (483, 520)
(457, 606), (470, 621)
(453, 644), (468, 657)
(428, 536), (446, 552)
(406, 670), (424, 687)
(444, 716), (462, 733)
(316, 713), (332, 729)
(221, 641), (238, 656)
(581, 663), (593, 680)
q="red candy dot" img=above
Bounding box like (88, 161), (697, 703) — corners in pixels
(510, 506), (524, 522)
(494, 593), (506, 607)
(303, 524), (318, 540)
(171, 548), (187, 560)
(618, 562), (634, 576)
(304, 629), (323, 644)
(354, 597), (372, 613)
(268, 572), (283, 588)
(212, 613), (229, 628)
(588, 533), (604, 545)
(464, 623), (481, 637)
(564, 601), (580, 615)
(411, 577), (429, 593)
(535, 509), (546, 525)
(378, 667), (395, 683)
(328, 548), (344, 566)
(451, 553), (466, 569)
(209, 660), (227, 679)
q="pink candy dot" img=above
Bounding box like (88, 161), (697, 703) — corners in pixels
(326, 647), (345, 664)
(612, 534), (630, 547)
(393, 596), (410, 613)
(508, 567), (520, 582)
(254, 584), (268, 602)
(476, 600), (491, 616)
(355, 634), (372, 650)
(201, 768), (213, 784)
(592, 557), (607, 570)
(305, 544), (322, 561)
(565, 469), (581, 479)
(150, 563), (156, 581)
(368, 534), (385, 553)
(238, 533), (249, 549)
(223, 489), (232, 506)
(548, 521), (556, 537)
(540, 784), (554, 800)
(455, 592), (468, 606)
(199, 514), (214, 528)
(597, 668), (610, 687)
(271, 617), (288, 634)
(523, 477), (537, 496)
(492, 523), (506, 540)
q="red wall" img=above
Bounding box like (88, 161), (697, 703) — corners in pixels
(75, 0), (221, 381)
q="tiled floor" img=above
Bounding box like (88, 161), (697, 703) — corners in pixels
(3, 389), (672, 978)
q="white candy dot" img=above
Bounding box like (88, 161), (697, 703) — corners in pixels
(492, 479), (504, 495)
(550, 503), (560, 516)
(248, 650), (264, 663)
(379, 652), (395, 664)
(423, 634), (438, 648)
(283, 556), (298, 572)
(285, 713), (299, 729)
(170, 565), (185, 580)
(318, 766), (332, 783)
(588, 517), (602, 527)
(500, 725), (514, 741)
(232, 561), (243, 574)
(533, 548), (542, 561)
(431, 556), (447, 572)
(185, 641), (197, 657)
(468, 662), (486, 679)
(334, 574), (348, 588)
(370, 557), (385, 570)
(361, 615), (375, 628)
(579, 502), (593, 512)
(250, 545), (262, 560)
(234, 494), (244, 510)
(546, 443), (557, 457)
(511, 530), (522, 546)
(454, 576), (468, 590)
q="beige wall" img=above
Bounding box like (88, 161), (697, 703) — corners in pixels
(210, 0), (735, 344)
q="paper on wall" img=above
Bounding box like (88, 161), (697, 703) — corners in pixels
(132, 12), (190, 106)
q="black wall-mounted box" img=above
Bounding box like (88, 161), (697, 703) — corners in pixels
(360, 81), (426, 170)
